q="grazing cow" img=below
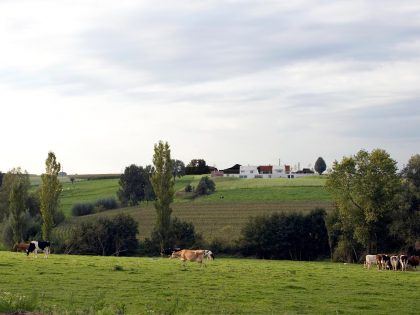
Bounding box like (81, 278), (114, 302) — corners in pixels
(171, 249), (210, 267)
(364, 255), (378, 269)
(390, 255), (399, 271)
(160, 247), (181, 257)
(400, 255), (408, 271)
(26, 241), (50, 258)
(204, 250), (215, 260)
(13, 242), (29, 252)
(381, 254), (391, 270)
(407, 256), (419, 269)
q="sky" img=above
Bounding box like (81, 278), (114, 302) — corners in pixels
(1, 0), (420, 174)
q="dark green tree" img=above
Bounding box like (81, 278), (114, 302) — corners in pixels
(326, 149), (400, 253)
(185, 159), (210, 175)
(195, 176), (216, 196)
(314, 157), (327, 175)
(390, 154), (420, 250)
(172, 159), (186, 181)
(117, 164), (154, 206)
(151, 141), (174, 252)
(40, 151), (62, 241)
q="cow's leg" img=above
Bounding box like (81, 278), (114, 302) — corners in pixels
(34, 249), (38, 258)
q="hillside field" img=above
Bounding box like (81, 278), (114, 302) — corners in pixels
(0, 252), (418, 314)
(49, 175), (333, 240)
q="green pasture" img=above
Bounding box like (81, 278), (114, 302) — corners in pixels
(68, 200), (334, 241)
(39, 175), (330, 216)
(0, 251), (418, 314)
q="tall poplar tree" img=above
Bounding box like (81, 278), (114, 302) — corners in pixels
(151, 141), (174, 252)
(39, 151), (62, 240)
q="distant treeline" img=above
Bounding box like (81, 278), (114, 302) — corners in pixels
(71, 174), (121, 180)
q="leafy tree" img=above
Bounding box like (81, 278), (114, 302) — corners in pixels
(326, 149), (400, 253)
(314, 157), (327, 175)
(65, 214), (139, 256)
(9, 177), (29, 243)
(390, 154), (420, 250)
(172, 159), (186, 181)
(0, 168), (30, 222)
(117, 164), (154, 206)
(39, 151), (62, 241)
(185, 159), (210, 175)
(151, 141), (174, 252)
(239, 209), (329, 260)
(195, 176), (216, 196)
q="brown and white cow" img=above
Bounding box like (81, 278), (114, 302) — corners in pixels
(171, 249), (213, 267)
(13, 242), (29, 252)
(390, 255), (399, 271)
(364, 255), (378, 270)
(400, 255), (408, 271)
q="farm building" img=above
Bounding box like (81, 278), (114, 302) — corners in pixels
(222, 164), (316, 179)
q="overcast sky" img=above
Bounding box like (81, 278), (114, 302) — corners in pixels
(1, 0), (419, 174)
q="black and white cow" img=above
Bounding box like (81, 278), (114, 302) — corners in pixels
(160, 247), (181, 257)
(26, 241), (51, 258)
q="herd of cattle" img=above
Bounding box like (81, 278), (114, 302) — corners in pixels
(364, 254), (419, 271)
(12, 241), (420, 271)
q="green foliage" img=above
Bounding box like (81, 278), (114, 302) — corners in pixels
(172, 159), (186, 181)
(144, 217), (203, 255)
(72, 198), (119, 217)
(184, 184), (193, 192)
(64, 213), (139, 256)
(185, 159), (210, 175)
(314, 156), (327, 175)
(195, 176), (216, 196)
(326, 149), (400, 253)
(151, 141), (174, 251)
(239, 208), (329, 260)
(72, 203), (95, 216)
(7, 169), (30, 243)
(390, 154), (420, 250)
(40, 151), (62, 240)
(117, 164), (154, 206)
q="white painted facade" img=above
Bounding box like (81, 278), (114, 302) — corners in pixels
(224, 165), (314, 179)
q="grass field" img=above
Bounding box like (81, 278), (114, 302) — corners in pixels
(29, 175), (333, 241)
(0, 251), (418, 314)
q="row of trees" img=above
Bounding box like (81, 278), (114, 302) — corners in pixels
(0, 152), (62, 247)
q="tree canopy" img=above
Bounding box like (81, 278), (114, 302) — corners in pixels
(326, 149), (400, 254)
(117, 164), (154, 206)
(314, 157), (327, 175)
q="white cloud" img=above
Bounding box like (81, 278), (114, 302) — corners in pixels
(0, 0), (419, 173)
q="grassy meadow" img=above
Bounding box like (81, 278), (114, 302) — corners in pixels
(0, 251), (418, 314)
(48, 175), (333, 240)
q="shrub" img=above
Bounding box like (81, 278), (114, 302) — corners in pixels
(195, 176), (216, 196)
(71, 203), (94, 216)
(94, 198), (119, 212)
(184, 184), (193, 192)
(239, 208), (330, 260)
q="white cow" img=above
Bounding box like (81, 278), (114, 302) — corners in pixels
(364, 255), (377, 270)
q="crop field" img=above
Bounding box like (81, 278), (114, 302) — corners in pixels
(0, 251), (418, 314)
